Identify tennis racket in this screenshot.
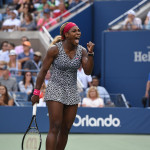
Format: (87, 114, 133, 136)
(22, 104, 42, 150)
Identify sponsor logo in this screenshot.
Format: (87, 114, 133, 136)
(73, 114, 120, 127)
(134, 51, 150, 62)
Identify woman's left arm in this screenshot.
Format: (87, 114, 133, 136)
(8, 99, 14, 106)
(82, 41, 95, 75)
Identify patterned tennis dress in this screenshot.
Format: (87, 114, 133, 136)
(44, 41, 82, 105)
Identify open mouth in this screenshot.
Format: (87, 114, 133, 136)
(75, 37, 80, 44)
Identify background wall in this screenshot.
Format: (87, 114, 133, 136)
(93, 0, 142, 77)
(101, 30, 150, 107)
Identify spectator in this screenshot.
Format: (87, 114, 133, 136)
(18, 71, 34, 97)
(0, 61, 7, 77)
(0, 65, 18, 92)
(37, 8, 57, 31)
(143, 73, 150, 107)
(44, 70, 51, 86)
(1, 10, 21, 32)
(122, 10, 142, 30)
(0, 41, 9, 63)
(0, 85, 14, 106)
(18, 0, 36, 14)
(144, 11, 150, 30)
(77, 65, 92, 89)
(8, 0, 20, 10)
(80, 86, 104, 107)
(2, 6, 12, 21)
(52, 0, 64, 18)
(23, 51, 42, 76)
(77, 65, 92, 99)
(8, 49, 22, 76)
(15, 36, 33, 55)
(36, 0, 58, 14)
(37, 82, 46, 107)
(18, 41, 34, 68)
(36, 0, 52, 12)
(19, 3, 35, 23)
(18, 13, 37, 31)
(36, 3, 52, 22)
(37, 88, 46, 107)
(50, 35, 62, 46)
(68, 0, 82, 12)
(86, 76, 111, 104)
(7, 42, 15, 52)
(53, 1, 70, 20)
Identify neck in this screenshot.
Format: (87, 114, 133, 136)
(11, 59, 16, 63)
(24, 51, 30, 55)
(2, 49, 7, 52)
(63, 40, 76, 51)
(26, 21, 30, 24)
(90, 97, 97, 100)
(26, 80, 30, 84)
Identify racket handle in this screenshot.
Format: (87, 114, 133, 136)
(33, 103, 37, 116)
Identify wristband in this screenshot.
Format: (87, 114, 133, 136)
(88, 52, 94, 56)
(33, 89, 40, 96)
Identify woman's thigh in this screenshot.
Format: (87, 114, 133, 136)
(46, 101, 64, 126)
(62, 104, 78, 129)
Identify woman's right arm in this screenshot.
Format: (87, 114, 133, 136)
(31, 46, 58, 104)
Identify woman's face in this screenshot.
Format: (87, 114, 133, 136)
(6, 7, 11, 15)
(25, 15, 30, 22)
(0, 86, 6, 95)
(25, 72, 32, 80)
(66, 26, 81, 46)
(2, 42, 8, 51)
(9, 55, 17, 61)
(89, 89, 97, 99)
(23, 5, 29, 13)
(7, 44, 14, 51)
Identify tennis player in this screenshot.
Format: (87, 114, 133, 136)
(31, 22, 95, 150)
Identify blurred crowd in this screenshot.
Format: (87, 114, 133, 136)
(108, 9, 150, 31)
(0, 0, 87, 32)
(0, 35, 113, 107)
(0, 36, 43, 106)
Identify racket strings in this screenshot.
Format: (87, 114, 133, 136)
(23, 129, 41, 150)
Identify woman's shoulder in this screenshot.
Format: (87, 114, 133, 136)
(96, 97, 104, 101)
(83, 97, 90, 101)
(78, 44, 85, 51)
(19, 80, 23, 85)
(48, 44, 59, 54)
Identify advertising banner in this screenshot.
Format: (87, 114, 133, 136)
(0, 107, 150, 134)
(102, 31, 150, 107)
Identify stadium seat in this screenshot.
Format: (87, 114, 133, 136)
(11, 92, 32, 106)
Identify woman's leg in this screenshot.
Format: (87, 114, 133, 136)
(46, 101, 64, 150)
(56, 104, 78, 150)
